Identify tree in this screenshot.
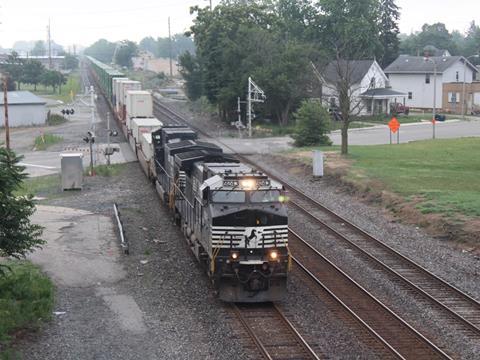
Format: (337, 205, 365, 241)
(178, 51, 203, 100)
(2, 51, 24, 90)
(0, 77, 16, 91)
(399, 23, 458, 56)
(31, 40, 46, 56)
(114, 40, 138, 68)
(64, 54, 79, 70)
(317, 0, 381, 155)
(40, 70, 65, 93)
(0, 148, 44, 274)
(292, 99, 331, 147)
(84, 39, 116, 63)
(21, 60, 45, 91)
(377, 0, 400, 67)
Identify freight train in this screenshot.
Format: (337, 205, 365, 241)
(85, 56, 290, 302)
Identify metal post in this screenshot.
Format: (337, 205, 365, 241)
(3, 75, 10, 150)
(462, 58, 467, 119)
(106, 112, 111, 166)
(397, 129, 400, 144)
(389, 130, 392, 145)
(248, 77, 252, 138)
(237, 97, 242, 126)
(90, 85, 95, 129)
(433, 62, 436, 139)
(89, 140, 94, 176)
(168, 17, 173, 78)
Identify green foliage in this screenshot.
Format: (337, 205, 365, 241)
(179, 51, 203, 100)
(30, 40, 46, 56)
(84, 39, 116, 64)
(39, 70, 66, 93)
(114, 41, 138, 68)
(89, 164, 126, 177)
(63, 54, 79, 70)
(46, 113, 68, 126)
(139, 34, 195, 58)
(0, 261, 54, 350)
(34, 134, 63, 150)
(293, 99, 332, 147)
(378, 0, 400, 67)
(399, 23, 459, 56)
(0, 149, 44, 267)
(21, 60, 45, 91)
(1, 52, 24, 89)
(15, 174, 61, 199)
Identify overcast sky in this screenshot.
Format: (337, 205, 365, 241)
(0, 0, 478, 49)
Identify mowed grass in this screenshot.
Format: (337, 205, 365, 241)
(345, 138, 480, 217)
(22, 72, 82, 104)
(34, 134, 63, 150)
(0, 261, 54, 354)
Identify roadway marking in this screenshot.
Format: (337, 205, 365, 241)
(19, 163, 58, 170)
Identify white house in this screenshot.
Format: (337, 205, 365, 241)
(321, 59, 406, 116)
(384, 55, 479, 113)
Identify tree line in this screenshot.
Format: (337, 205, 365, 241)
(0, 52, 77, 93)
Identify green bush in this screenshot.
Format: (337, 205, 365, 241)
(34, 134, 63, 150)
(46, 113, 68, 126)
(292, 99, 332, 147)
(0, 262, 54, 350)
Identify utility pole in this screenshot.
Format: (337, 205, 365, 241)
(47, 19, 52, 69)
(3, 75, 10, 150)
(168, 17, 173, 77)
(106, 112, 111, 165)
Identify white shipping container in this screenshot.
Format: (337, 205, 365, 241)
(119, 81, 141, 109)
(126, 90, 153, 119)
(140, 133, 153, 161)
(131, 118, 163, 142)
(112, 78, 128, 110)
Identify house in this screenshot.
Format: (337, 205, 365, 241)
(0, 91, 47, 127)
(384, 55, 480, 114)
(321, 59, 406, 116)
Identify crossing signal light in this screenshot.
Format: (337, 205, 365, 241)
(61, 108, 75, 115)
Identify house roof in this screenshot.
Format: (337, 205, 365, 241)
(0, 91, 46, 106)
(359, 88, 406, 98)
(323, 60, 375, 84)
(384, 55, 478, 74)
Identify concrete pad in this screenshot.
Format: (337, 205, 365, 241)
(30, 205, 126, 287)
(212, 136, 293, 154)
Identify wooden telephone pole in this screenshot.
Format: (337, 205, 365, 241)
(3, 75, 10, 150)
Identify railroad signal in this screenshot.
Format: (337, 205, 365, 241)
(61, 108, 75, 116)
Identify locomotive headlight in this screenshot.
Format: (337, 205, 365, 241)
(230, 251, 240, 261)
(268, 249, 279, 261)
(240, 179, 255, 190)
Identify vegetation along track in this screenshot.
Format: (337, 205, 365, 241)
(231, 302, 320, 360)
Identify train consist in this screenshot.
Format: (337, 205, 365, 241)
(85, 56, 290, 302)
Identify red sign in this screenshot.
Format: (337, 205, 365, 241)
(388, 117, 400, 133)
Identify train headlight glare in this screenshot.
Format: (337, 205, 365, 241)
(268, 249, 279, 261)
(240, 179, 255, 189)
(230, 251, 240, 261)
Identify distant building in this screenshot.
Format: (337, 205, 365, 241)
(0, 91, 47, 127)
(384, 55, 479, 114)
(321, 59, 406, 116)
(19, 55, 66, 71)
(132, 51, 178, 75)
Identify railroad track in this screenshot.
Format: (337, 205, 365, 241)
(231, 303, 320, 360)
(151, 100, 475, 357)
(290, 229, 450, 359)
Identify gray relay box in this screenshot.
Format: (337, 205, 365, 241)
(60, 153, 83, 190)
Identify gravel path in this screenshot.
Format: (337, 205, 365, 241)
(19, 162, 248, 360)
(249, 154, 480, 359)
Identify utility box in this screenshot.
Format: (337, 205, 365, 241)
(313, 150, 324, 177)
(61, 153, 83, 190)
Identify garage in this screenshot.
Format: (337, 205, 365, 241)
(0, 91, 47, 128)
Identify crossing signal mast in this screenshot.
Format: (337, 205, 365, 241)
(247, 77, 266, 137)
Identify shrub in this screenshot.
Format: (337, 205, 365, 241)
(292, 99, 332, 147)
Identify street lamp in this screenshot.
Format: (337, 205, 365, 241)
(461, 54, 479, 120)
(424, 57, 437, 139)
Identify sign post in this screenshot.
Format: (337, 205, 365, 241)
(388, 117, 400, 144)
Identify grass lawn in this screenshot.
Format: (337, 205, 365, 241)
(15, 174, 61, 198)
(21, 71, 82, 104)
(333, 138, 480, 217)
(0, 261, 54, 355)
(356, 113, 450, 125)
(34, 134, 63, 150)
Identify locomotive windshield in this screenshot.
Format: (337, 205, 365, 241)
(211, 191, 246, 203)
(250, 190, 281, 203)
(212, 209, 287, 227)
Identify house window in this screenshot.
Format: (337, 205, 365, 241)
(474, 72, 477, 81)
(370, 77, 376, 88)
(448, 92, 460, 103)
(456, 71, 459, 82)
(425, 74, 430, 84)
(408, 92, 413, 99)
(329, 97, 336, 108)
